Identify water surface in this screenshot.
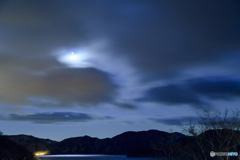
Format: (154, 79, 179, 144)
(39, 155, 159, 160)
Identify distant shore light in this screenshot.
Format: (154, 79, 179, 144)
(35, 150, 50, 156)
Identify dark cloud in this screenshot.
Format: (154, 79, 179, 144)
(187, 77, 240, 100)
(114, 103, 136, 110)
(90, 0, 240, 80)
(139, 76, 240, 107)
(149, 116, 200, 125)
(0, 67, 117, 106)
(0, 0, 90, 56)
(138, 84, 207, 107)
(0, 112, 113, 124)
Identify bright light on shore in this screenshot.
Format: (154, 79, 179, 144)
(35, 150, 49, 156)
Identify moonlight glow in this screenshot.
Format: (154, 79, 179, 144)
(58, 51, 92, 68)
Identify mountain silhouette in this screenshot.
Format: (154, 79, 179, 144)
(6, 130, 186, 158)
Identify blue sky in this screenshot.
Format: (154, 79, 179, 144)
(0, 0, 240, 141)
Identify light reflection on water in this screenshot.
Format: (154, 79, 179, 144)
(38, 155, 158, 160)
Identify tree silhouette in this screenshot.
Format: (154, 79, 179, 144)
(179, 108, 240, 160)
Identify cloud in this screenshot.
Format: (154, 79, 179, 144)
(114, 103, 136, 110)
(88, 0, 240, 80)
(1, 0, 239, 83)
(0, 0, 90, 56)
(139, 76, 240, 107)
(149, 116, 200, 125)
(124, 121, 134, 125)
(0, 112, 113, 124)
(187, 77, 240, 100)
(138, 84, 205, 106)
(0, 0, 239, 110)
(150, 109, 240, 126)
(0, 1, 124, 108)
(0, 67, 118, 106)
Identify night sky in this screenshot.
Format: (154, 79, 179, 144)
(0, 0, 240, 141)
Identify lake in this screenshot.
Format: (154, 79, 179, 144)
(38, 155, 160, 160)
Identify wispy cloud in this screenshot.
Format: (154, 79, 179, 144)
(0, 112, 114, 124)
(139, 76, 240, 107)
(149, 116, 200, 125)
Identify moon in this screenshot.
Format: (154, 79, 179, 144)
(57, 51, 92, 68)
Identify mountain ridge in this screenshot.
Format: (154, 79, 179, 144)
(6, 129, 187, 157)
